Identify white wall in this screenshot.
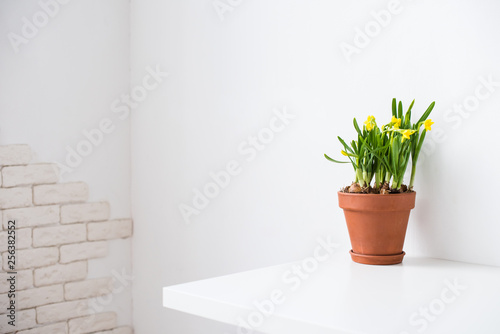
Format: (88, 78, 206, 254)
(131, 0, 500, 333)
(0, 0, 132, 327)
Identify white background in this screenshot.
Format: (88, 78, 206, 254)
(2, 0, 500, 333)
(0, 0, 132, 327)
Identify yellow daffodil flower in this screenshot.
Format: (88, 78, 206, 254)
(341, 150, 348, 156)
(391, 116, 401, 129)
(424, 119, 434, 131)
(401, 129, 416, 142)
(364, 115, 376, 131)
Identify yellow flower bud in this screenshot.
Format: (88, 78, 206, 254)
(401, 129, 416, 142)
(391, 116, 401, 129)
(364, 115, 376, 131)
(424, 119, 434, 131)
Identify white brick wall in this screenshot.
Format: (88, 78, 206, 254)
(94, 326, 134, 334)
(0, 144, 33, 166)
(2, 205, 60, 228)
(17, 284, 64, 309)
(88, 219, 133, 241)
(65, 277, 114, 300)
(0, 227, 32, 251)
(68, 312, 117, 334)
(2, 247, 59, 270)
(34, 261, 87, 286)
(33, 224, 86, 247)
(0, 269, 33, 293)
(0, 187, 32, 209)
(61, 202, 110, 224)
(60, 241, 108, 264)
(16, 322, 67, 334)
(1, 164, 59, 187)
(0, 291, 11, 313)
(33, 182, 89, 205)
(0, 309, 37, 332)
(0, 145, 133, 333)
(37, 300, 90, 324)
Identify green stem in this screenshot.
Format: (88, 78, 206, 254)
(409, 163, 416, 189)
(393, 174, 404, 190)
(367, 171, 373, 186)
(374, 170, 383, 188)
(356, 168, 364, 187)
(391, 173, 400, 190)
(385, 171, 391, 185)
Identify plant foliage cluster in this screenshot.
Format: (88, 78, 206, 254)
(325, 98, 435, 192)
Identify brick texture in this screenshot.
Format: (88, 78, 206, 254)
(2, 205, 60, 229)
(0, 145, 133, 333)
(0, 144, 33, 166)
(16, 322, 68, 334)
(0, 227, 32, 251)
(2, 247, 58, 270)
(61, 202, 110, 224)
(88, 219, 133, 241)
(1, 163, 59, 187)
(60, 241, 108, 263)
(17, 284, 64, 309)
(33, 182, 89, 205)
(65, 277, 114, 300)
(0, 187, 32, 209)
(94, 326, 134, 334)
(34, 261, 87, 286)
(33, 224, 86, 247)
(0, 269, 33, 293)
(37, 300, 90, 324)
(68, 312, 117, 334)
(0, 309, 36, 332)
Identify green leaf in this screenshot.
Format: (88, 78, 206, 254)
(391, 139, 400, 176)
(410, 131, 419, 156)
(398, 101, 403, 119)
(417, 101, 435, 124)
(351, 140, 357, 153)
(358, 136, 391, 172)
(358, 136, 366, 155)
(404, 99, 415, 128)
(338, 136, 354, 154)
(324, 154, 350, 164)
(413, 129, 427, 163)
(392, 98, 397, 117)
(353, 118, 362, 136)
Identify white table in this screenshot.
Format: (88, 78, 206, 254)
(163, 248, 500, 334)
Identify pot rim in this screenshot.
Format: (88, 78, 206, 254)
(337, 191, 416, 196)
(338, 190, 416, 211)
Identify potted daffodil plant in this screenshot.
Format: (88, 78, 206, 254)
(325, 98, 435, 265)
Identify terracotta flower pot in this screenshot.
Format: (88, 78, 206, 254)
(338, 191, 416, 265)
